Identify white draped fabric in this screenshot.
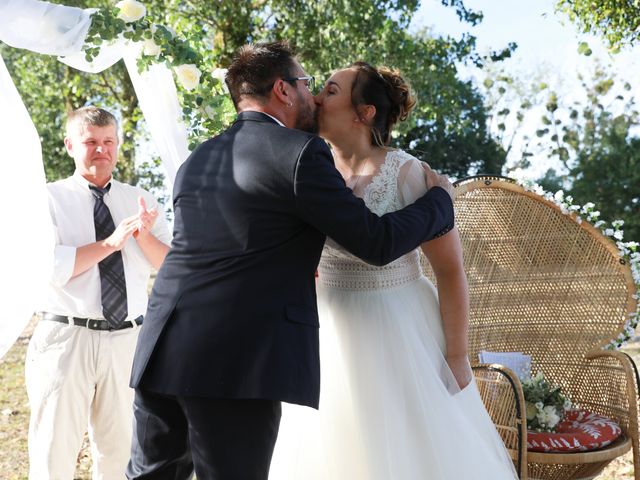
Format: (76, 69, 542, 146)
(60, 37, 126, 74)
(122, 49, 190, 183)
(0, 53, 54, 359)
(0, 0, 191, 358)
(0, 0, 93, 57)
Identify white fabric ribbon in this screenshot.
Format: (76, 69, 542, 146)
(59, 37, 125, 74)
(0, 53, 54, 359)
(0, 0, 190, 184)
(122, 46, 190, 183)
(0, 0, 93, 57)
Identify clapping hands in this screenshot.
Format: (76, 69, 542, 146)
(104, 196, 158, 250)
(132, 196, 159, 239)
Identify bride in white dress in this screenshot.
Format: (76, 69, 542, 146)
(270, 62, 517, 479)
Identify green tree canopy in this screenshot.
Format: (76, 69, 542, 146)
(484, 65, 640, 241)
(555, 0, 640, 50)
(2, 0, 509, 188)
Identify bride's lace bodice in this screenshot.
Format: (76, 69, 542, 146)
(318, 150, 429, 291)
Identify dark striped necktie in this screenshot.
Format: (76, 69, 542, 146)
(90, 184, 128, 328)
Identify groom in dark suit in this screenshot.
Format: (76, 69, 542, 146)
(127, 41, 454, 480)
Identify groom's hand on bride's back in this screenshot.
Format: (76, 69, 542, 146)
(422, 163, 454, 200)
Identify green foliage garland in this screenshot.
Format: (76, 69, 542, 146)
(83, 1, 234, 149)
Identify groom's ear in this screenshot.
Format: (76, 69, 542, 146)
(271, 79, 292, 106)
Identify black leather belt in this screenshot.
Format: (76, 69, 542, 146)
(41, 313, 143, 331)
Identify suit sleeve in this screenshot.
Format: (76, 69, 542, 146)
(293, 137, 454, 266)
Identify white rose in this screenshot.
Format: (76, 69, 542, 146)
(143, 38, 161, 56)
(541, 405, 560, 429)
(211, 67, 227, 82)
(115, 0, 146, 23)
(174, 64, 202, 91)
(211, 67, 229, 93)
(535, 410, 548, 426)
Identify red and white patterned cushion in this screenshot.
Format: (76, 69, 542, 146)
(527, 409, 622, 453)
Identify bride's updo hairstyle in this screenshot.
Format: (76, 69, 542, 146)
(349, 61, 416, 147)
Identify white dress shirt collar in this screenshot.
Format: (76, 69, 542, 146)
(72, 171, 113, 191)
(256, 111, 285, 127)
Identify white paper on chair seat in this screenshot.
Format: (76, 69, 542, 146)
(478, 351, 532, 379)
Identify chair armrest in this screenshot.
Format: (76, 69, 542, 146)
(584, 348, 640, 480)
(583, 349, 639, 431)
(473, 363, 528, 479)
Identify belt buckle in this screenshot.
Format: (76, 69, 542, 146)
(88, 319, 104, 331)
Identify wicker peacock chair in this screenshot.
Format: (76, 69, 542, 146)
(422, 176, 639, 480)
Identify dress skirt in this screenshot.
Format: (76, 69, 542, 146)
(270, 272, 517, 479)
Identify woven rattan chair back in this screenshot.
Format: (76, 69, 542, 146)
(423, 177, 640, 480)
(423, 177, 636, 389)
(423, 176, 639, 479)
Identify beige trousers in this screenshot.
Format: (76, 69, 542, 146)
(25, 320, 140, 480)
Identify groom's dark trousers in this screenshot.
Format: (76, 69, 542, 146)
(126, 111, 454, 479)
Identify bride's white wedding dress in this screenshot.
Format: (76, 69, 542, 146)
(270, 150, 517, 479)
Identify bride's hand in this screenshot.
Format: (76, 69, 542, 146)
(446, 354, 473, 390)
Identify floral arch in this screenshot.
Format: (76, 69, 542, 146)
(0, 0, 231, 358)
(0, 0, 638, 360)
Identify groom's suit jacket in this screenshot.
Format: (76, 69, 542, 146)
(131, 111, 454, 408)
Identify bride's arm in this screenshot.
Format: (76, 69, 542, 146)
(421, 230, 472, 389)
(397, 158, 471, 389)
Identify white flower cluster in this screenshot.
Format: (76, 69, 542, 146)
(536, 404, 561, 430)
(523, 371, 571, 432)
(512, 175, 640, 349)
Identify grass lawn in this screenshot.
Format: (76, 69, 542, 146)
(0, 319, 92, 479)
(1, 319, 637, 479)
